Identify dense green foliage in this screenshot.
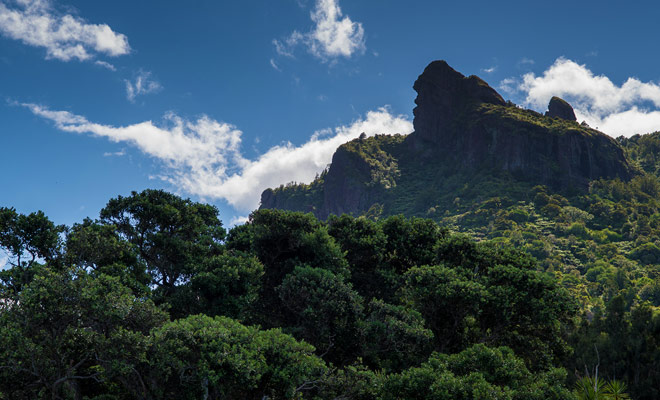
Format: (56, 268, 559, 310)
(0, 190, 601, 399)
(255, 128, 660, 398)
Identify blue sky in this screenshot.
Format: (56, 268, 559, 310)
(2, 0, 660, 230)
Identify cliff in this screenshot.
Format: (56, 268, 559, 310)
(260, 60, 637, 219)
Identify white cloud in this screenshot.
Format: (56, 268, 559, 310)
(482, 66, 496, 74)
(229, 215, 249, 226)
(269, 58, 281, 71)
(273, 33, 301, 58)
(125, 70, 162, 103)
(23, 104, 412, 212)
(103, 149, 125, 157)
(505, 57, 660, 136)
(273, 0, 365, 61)
(94, 60, 116, 71)
(0, 0, 130, 62)
(498, 78, 517, 94)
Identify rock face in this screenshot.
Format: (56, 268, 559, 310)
(406, 61, 633, 189)
(259, 60, 637, 218)
(546, 96, 577, 121)
(320, 145, 378, 217)
(412, 60, 506, 145)
(260, 146, 379, 216)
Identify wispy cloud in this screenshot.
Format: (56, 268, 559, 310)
(503, 57, 660, 136)
(269, 58, 281, 71)
(94, 60, 116, 71)
(0, 0, 130, 62)
(273, 0, 365, 62)
(125, 70, 162, 103)
(103, 149, 125, 157)
(498, 78, 517, 94)
(23, 104, 412, 212)
(481, 66, 496, 74)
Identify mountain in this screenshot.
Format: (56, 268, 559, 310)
(260, 60, 637, 219)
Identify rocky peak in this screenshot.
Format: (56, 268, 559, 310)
(546, 96, 577, 121)
(412, 60, 505, 143)
(260, 60, 637, 218)
(408, 60, 634, 189)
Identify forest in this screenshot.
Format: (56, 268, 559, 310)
(1, 188, 658, 399)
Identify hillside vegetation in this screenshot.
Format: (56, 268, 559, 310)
(1, 191, 658, 399)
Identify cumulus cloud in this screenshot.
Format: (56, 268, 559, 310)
(0, 0, 130, 62)
(505, 57, 660, 136)
(274, 0, 365, 61)
(125, 70, 162, 103)
(23, 104, 412, 212)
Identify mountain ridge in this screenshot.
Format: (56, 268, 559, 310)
(260, 60, 637, 219)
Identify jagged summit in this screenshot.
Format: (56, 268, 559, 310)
(546, 96, 577, 121)
(405, 60, 633, 187)
(412, 60, 505, 144)
(260, 60, 636, 219)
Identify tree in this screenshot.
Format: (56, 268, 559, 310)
(65, 218, 150, 295)
(0, 207, 63, 266)
(147, 314, 327, 400)
(402, 235, 576, 368)
(400, 264, 485, 353)
(382, 344, 575, 400)
(244, 209, 349, 327)
(358, 299, 434, 371)
(277, 266, 363, 365)
(479, 263, 576, 368)
(0, 267, 167, 399)
(570, 300, 660, 400)
(381, 215, 445, 274)
(189, 253, 264, 321)
(99, 190, 225, 310)
(574, 377, 607, 400)
(574, 377, 630, 400)
(248, 209, 349, 279)
(0, 207, 64, 294)
(327, 214, 388, 299)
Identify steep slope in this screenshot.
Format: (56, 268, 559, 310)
(260, 60, 636, 219)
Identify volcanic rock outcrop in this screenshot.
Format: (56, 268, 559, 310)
(406, 61, 633, 188)
(260, 60, 636, 218)
(411, 60, 506, 145)
(546, 96, 577, 121)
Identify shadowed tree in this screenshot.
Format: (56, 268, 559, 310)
(0, 207, 65, 295)
(146, 314, 327, 400)
(0, 266, 168, 400)
(99, 190, 225, 313)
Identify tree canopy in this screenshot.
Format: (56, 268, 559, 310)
(0, 190, 653, 399)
